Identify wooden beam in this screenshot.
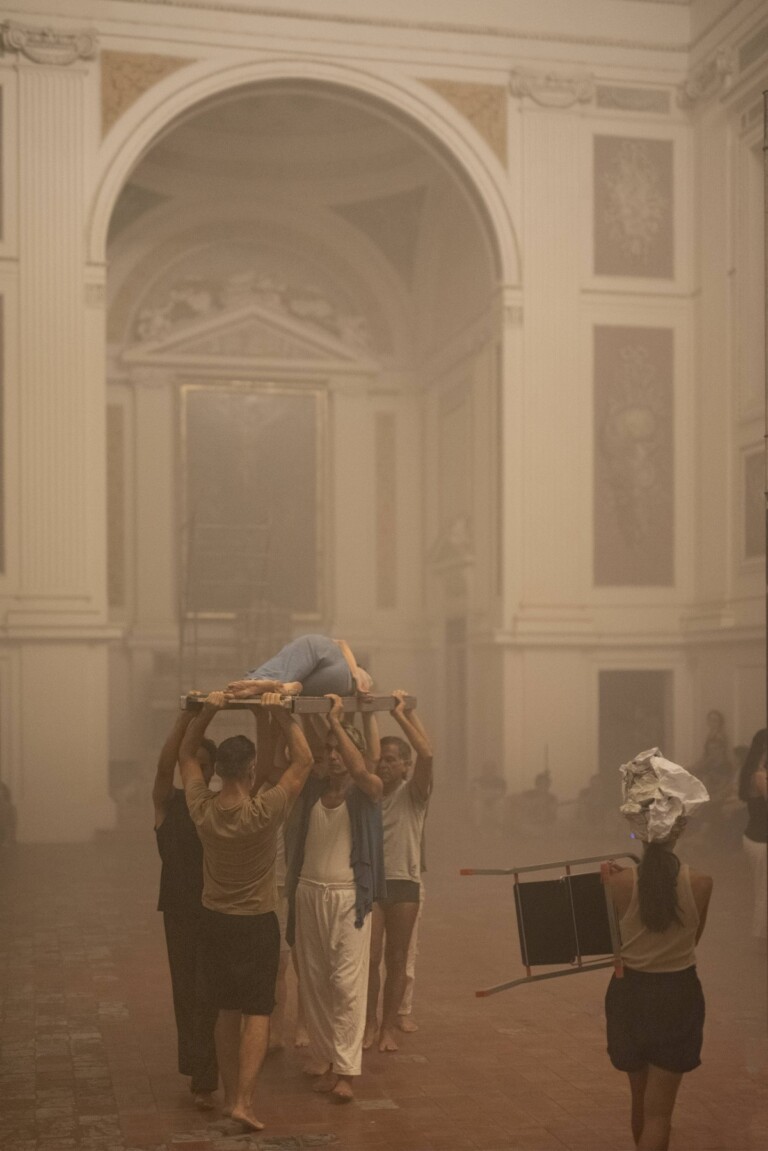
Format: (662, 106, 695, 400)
(180, 693, 416, 714)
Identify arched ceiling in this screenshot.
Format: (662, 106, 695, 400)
(108, 83, 498, 360)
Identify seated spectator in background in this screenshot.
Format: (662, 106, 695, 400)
(471, 761, 507, 830)
(0, 780, 17, 846)
(690, 710, 734, 831)
(153, 711, 219, 1109)
(227, 635, 372, 699)
(506, 770, 558, 832)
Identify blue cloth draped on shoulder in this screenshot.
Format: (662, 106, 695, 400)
(284, 776, 386, 947)
(245, 634, 354, 696)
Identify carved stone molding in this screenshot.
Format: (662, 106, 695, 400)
(1, 21, 97, 66)
(509, 68, 595, 109)
(422, 79, 507, 166)
(101, 49, 191, 136)
(127, 366, 170, 390)
(677, 50, 735, 110)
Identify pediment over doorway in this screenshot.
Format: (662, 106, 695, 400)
(121, 299, 379, 372)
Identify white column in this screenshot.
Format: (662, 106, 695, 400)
(3, 44, 115, 841)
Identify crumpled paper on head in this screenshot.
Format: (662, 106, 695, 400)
(619, 748, 709, 842)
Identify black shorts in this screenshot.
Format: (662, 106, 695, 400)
(381, 879, 421, 905)
(605, 966, 705, 1074)
(200, 907, 280, 1016)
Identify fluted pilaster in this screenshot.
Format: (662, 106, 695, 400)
(17, 63, 89, 602)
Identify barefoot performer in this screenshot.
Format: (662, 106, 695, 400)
(179, 691, 313, 1131)
(152, 711, 219, 1109)
(285, 694, 385, 1102)
(365, 690, 433, 1053)
(605, 750, 712, 1151)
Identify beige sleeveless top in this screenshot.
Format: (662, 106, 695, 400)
(619, 863, 699, 973)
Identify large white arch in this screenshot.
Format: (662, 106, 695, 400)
(88, 56, 521, 285)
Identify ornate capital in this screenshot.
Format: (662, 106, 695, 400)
(677, 50, 735, 110)
(510, 68, 594, 109)
(1, 21, 97, 66)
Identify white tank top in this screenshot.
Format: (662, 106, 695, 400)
(300, 799, 355, 885)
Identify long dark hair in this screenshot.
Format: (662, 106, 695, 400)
(637, 842, 682, 932)
(738, 728, 767, 802)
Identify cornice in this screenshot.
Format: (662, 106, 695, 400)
(124, 0, 688, 54)
(1, 20, 97, 66)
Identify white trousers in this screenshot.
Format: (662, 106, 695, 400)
(295, 879, 371, 1076)
(743, 835, 767, 939)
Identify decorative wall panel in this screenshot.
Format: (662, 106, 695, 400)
(101, 50, 190, 136)
(594, 136, 674, 278)
(594, 326, 674, 586)
(375, 412, 397, 609)
(743, 448, 764, 561)
(106, 403, 125, 608)
(422, 80, 507, 166)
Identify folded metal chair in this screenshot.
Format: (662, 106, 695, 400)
(461, 853, 639, 997)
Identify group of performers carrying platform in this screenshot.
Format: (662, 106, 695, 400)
(153, 634, 432, 1129)
(153, 633, 716, 1151)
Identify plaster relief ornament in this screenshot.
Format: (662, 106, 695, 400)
(600, 140, 669, 264)
(132, 271, 374, 352)
(620, 749, 709, 843)
(509, 68, 594, 109)
(1, 21, 96, 65)
(600, 344, 663, 549)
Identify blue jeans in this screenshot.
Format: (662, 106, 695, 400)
(245, 634, 353, 696)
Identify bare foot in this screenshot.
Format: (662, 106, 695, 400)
(313, 1069, 338, 1093)
(294, 1026, 310, 1048)
(378, 1027, 399, 1052)
(222, 1102, 234, 1117)
(193, 1091, 216, 1110)
(304, 1059, 331, 1077)
(280, 681, 303, 696)
(331, 1076, 354, 1103)
(231, 1105, 265, 1132)
(362, 1020, 377, 1050)
(398, 1016, 419, 1033)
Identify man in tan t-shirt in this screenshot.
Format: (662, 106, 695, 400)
(179, 691, 312, 1133)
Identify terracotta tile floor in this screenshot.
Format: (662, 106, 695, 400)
(1, 803, 765, 1151)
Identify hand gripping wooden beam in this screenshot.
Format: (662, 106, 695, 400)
(180, 693, 417, 714)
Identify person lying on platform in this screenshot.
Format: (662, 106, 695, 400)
(226, 634, 372, 700)
(178, 691, 313, 1132)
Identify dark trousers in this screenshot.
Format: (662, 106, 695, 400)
(163, 911, 219, 1092)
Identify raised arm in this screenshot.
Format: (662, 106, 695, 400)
(326, 694, 382, 801)
(251, 703, 278, 794)
(178, 691, 226, 791)
(263, 693, 314, 801)
(392, 689, 433, 803)
(362, 707, 381, 766)
(152, 710, 193, 827)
